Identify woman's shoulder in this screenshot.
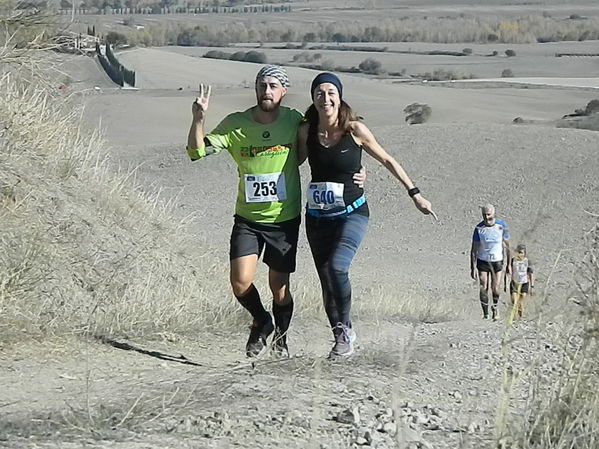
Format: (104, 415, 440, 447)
(349, 120, 369, 134)
(348, 120, 372, 142)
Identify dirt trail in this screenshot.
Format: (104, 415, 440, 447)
(1, 316, 569, 449)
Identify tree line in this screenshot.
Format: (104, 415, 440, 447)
(115, 15, 599, 47)
(96, 42, 136, 87)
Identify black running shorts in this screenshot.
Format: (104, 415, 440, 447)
(229, 215, 300, 273)
(510, 281, 529, 294)
(476, 259, 504, 274)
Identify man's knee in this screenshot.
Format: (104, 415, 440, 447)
(480, 291, 489, 303)
(230, 271, 253, 297)
(491, 282, 501, 294)
(269, 271, 291, 303)
(230, 255, 258, 297)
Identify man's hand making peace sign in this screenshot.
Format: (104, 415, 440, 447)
(187, 83, 211, 150)
(192, 83, 211, 123)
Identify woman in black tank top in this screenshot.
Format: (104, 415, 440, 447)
(298, 72, 437, 358)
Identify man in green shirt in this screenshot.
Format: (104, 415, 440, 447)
(187, 66, 303, 358)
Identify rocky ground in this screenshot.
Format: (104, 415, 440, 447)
(0, 315, 574, 449)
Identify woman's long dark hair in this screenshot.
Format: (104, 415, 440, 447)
(304, 100, 358, 132)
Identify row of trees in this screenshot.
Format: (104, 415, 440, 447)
(121, 15, 599, 48)
(56, 1, 291, 14)
(96, 42, 136, 86)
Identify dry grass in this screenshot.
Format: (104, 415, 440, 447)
(0, 73, 243, 342)
(497, 221, 599, 448)
(0, 3, 242, 343)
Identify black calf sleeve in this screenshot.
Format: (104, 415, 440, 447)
(492, 293, 500, 306)
(273, 299, 293, 333)
(480, 292, 489, 316)
(235, 284, 269, 323)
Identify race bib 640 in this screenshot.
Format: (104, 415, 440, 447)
(307, 182, 345, 210)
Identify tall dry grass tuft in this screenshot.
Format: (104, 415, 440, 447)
(499, 219, 599, 449)
(0, 1, 61, 73)
(0, 7, 240, 344)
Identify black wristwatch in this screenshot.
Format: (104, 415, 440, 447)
(408, 187, 420, 197)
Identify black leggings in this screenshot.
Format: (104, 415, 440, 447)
(306, 212, 369, 328)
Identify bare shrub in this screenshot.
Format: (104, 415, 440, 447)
(505, 49, 517, 57)
(404, 103, 432, 125)
(420, 68, 476, 81)
(106, 31, 128, 46)
(123, 16, 135, 27)
(584, 99, 599, 115)
(242, 50, 267, 63)
(0, 4, 59, 77)
(320, 58, 336, 71)
(204, 49, 230, 60)
(501, 68, 514, 78)
(566, 99, 599, 117)
(358, 57, 383, 75)
(292, 51, 315, 63)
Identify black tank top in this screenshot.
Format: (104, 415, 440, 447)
(307, 121, 369, 217)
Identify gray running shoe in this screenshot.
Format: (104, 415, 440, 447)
(272, 330, 289, 359)
(329, 324, 356, 358)
(246, 318, 274, 358)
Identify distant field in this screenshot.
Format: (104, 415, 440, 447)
(67, 0, 599, 41)
(162, 40, 599, 79)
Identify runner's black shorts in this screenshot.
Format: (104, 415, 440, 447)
(510, 281, 529, 294)
(229, 214, 300, 273)
(476, 259, 504, 273)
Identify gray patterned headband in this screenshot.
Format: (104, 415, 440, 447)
(255, 65, 290, 88)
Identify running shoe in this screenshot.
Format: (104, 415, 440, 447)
(329, 324, 356, 358)
(272, 330, 289, 359)
(246, 317, 274, 358)
(491, 307, 498, 322)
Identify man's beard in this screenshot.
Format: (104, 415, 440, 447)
(258, 98, 280, 112)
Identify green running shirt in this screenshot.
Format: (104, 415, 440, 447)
(204, 106, 303, 223)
